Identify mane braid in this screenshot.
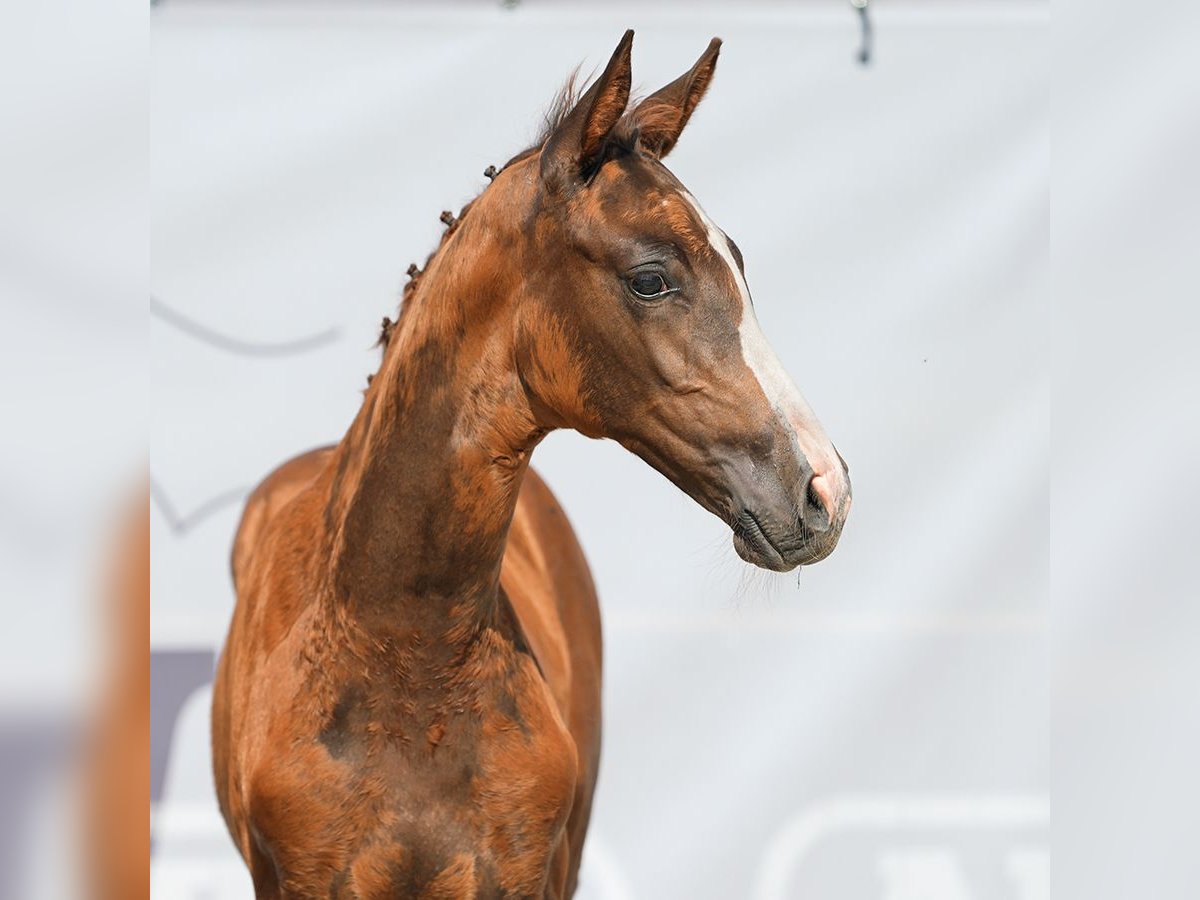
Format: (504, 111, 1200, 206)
(373, 195, 478, 354)
(369, 71, 647, 381)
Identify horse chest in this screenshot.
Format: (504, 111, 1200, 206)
(251, 645, 579, 898)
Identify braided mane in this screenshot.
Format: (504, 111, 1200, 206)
(371, 71, 649, 369)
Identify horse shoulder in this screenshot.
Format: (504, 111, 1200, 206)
(502, 468, 600, 717)
(216, 447, 336, 847)
(231, 446, 335, 581)
(501, 467, 602, 896)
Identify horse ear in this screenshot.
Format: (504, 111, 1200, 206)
(540, 30, 634, 189)
(632, 37, 721, 159)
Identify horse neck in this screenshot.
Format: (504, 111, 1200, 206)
(323, 215, 542, 645)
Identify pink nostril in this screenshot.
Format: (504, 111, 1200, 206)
(807, 474, 836, 520)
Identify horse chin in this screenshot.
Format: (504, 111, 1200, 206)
(731, 522, 843, 572)
(732, 531, 796, 573)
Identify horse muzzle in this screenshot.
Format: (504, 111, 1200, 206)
(729, 460, 851, 572)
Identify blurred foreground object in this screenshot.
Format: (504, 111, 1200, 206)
(0, 0, 144, 893)
(84, 489, 149, 900)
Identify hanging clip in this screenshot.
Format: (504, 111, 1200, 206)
(851, 0, 873, 67)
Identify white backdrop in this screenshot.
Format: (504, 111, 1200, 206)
(150, 3, 1048, 897)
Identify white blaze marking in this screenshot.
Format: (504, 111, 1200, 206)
(680, 191, 845, 500)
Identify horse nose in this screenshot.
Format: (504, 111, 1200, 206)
(801, 472, 836, 533)
(835, 448, 850, 476)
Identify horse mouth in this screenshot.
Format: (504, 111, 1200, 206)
(731, 509, 837, 572)
(732, 509, 793, 572)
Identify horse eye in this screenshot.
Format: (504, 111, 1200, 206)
(629, 272, 669, 299)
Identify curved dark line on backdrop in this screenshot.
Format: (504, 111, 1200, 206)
(151, 296, 341, 357)
(151, 478, 248, 535)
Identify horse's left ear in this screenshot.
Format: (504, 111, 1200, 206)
(541, 30, 635, 190)
(631, 37, 721, 159)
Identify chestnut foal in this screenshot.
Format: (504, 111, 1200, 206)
(213, 32, 851, 899)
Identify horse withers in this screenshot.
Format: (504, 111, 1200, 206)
(212, 31, 850, 899)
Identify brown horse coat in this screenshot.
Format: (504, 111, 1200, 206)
(212, 31, 850, 899)
(215, 451, 598, 897)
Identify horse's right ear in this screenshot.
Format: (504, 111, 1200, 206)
(630, 37, 721, 159)
(540, 30, 634, 190)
